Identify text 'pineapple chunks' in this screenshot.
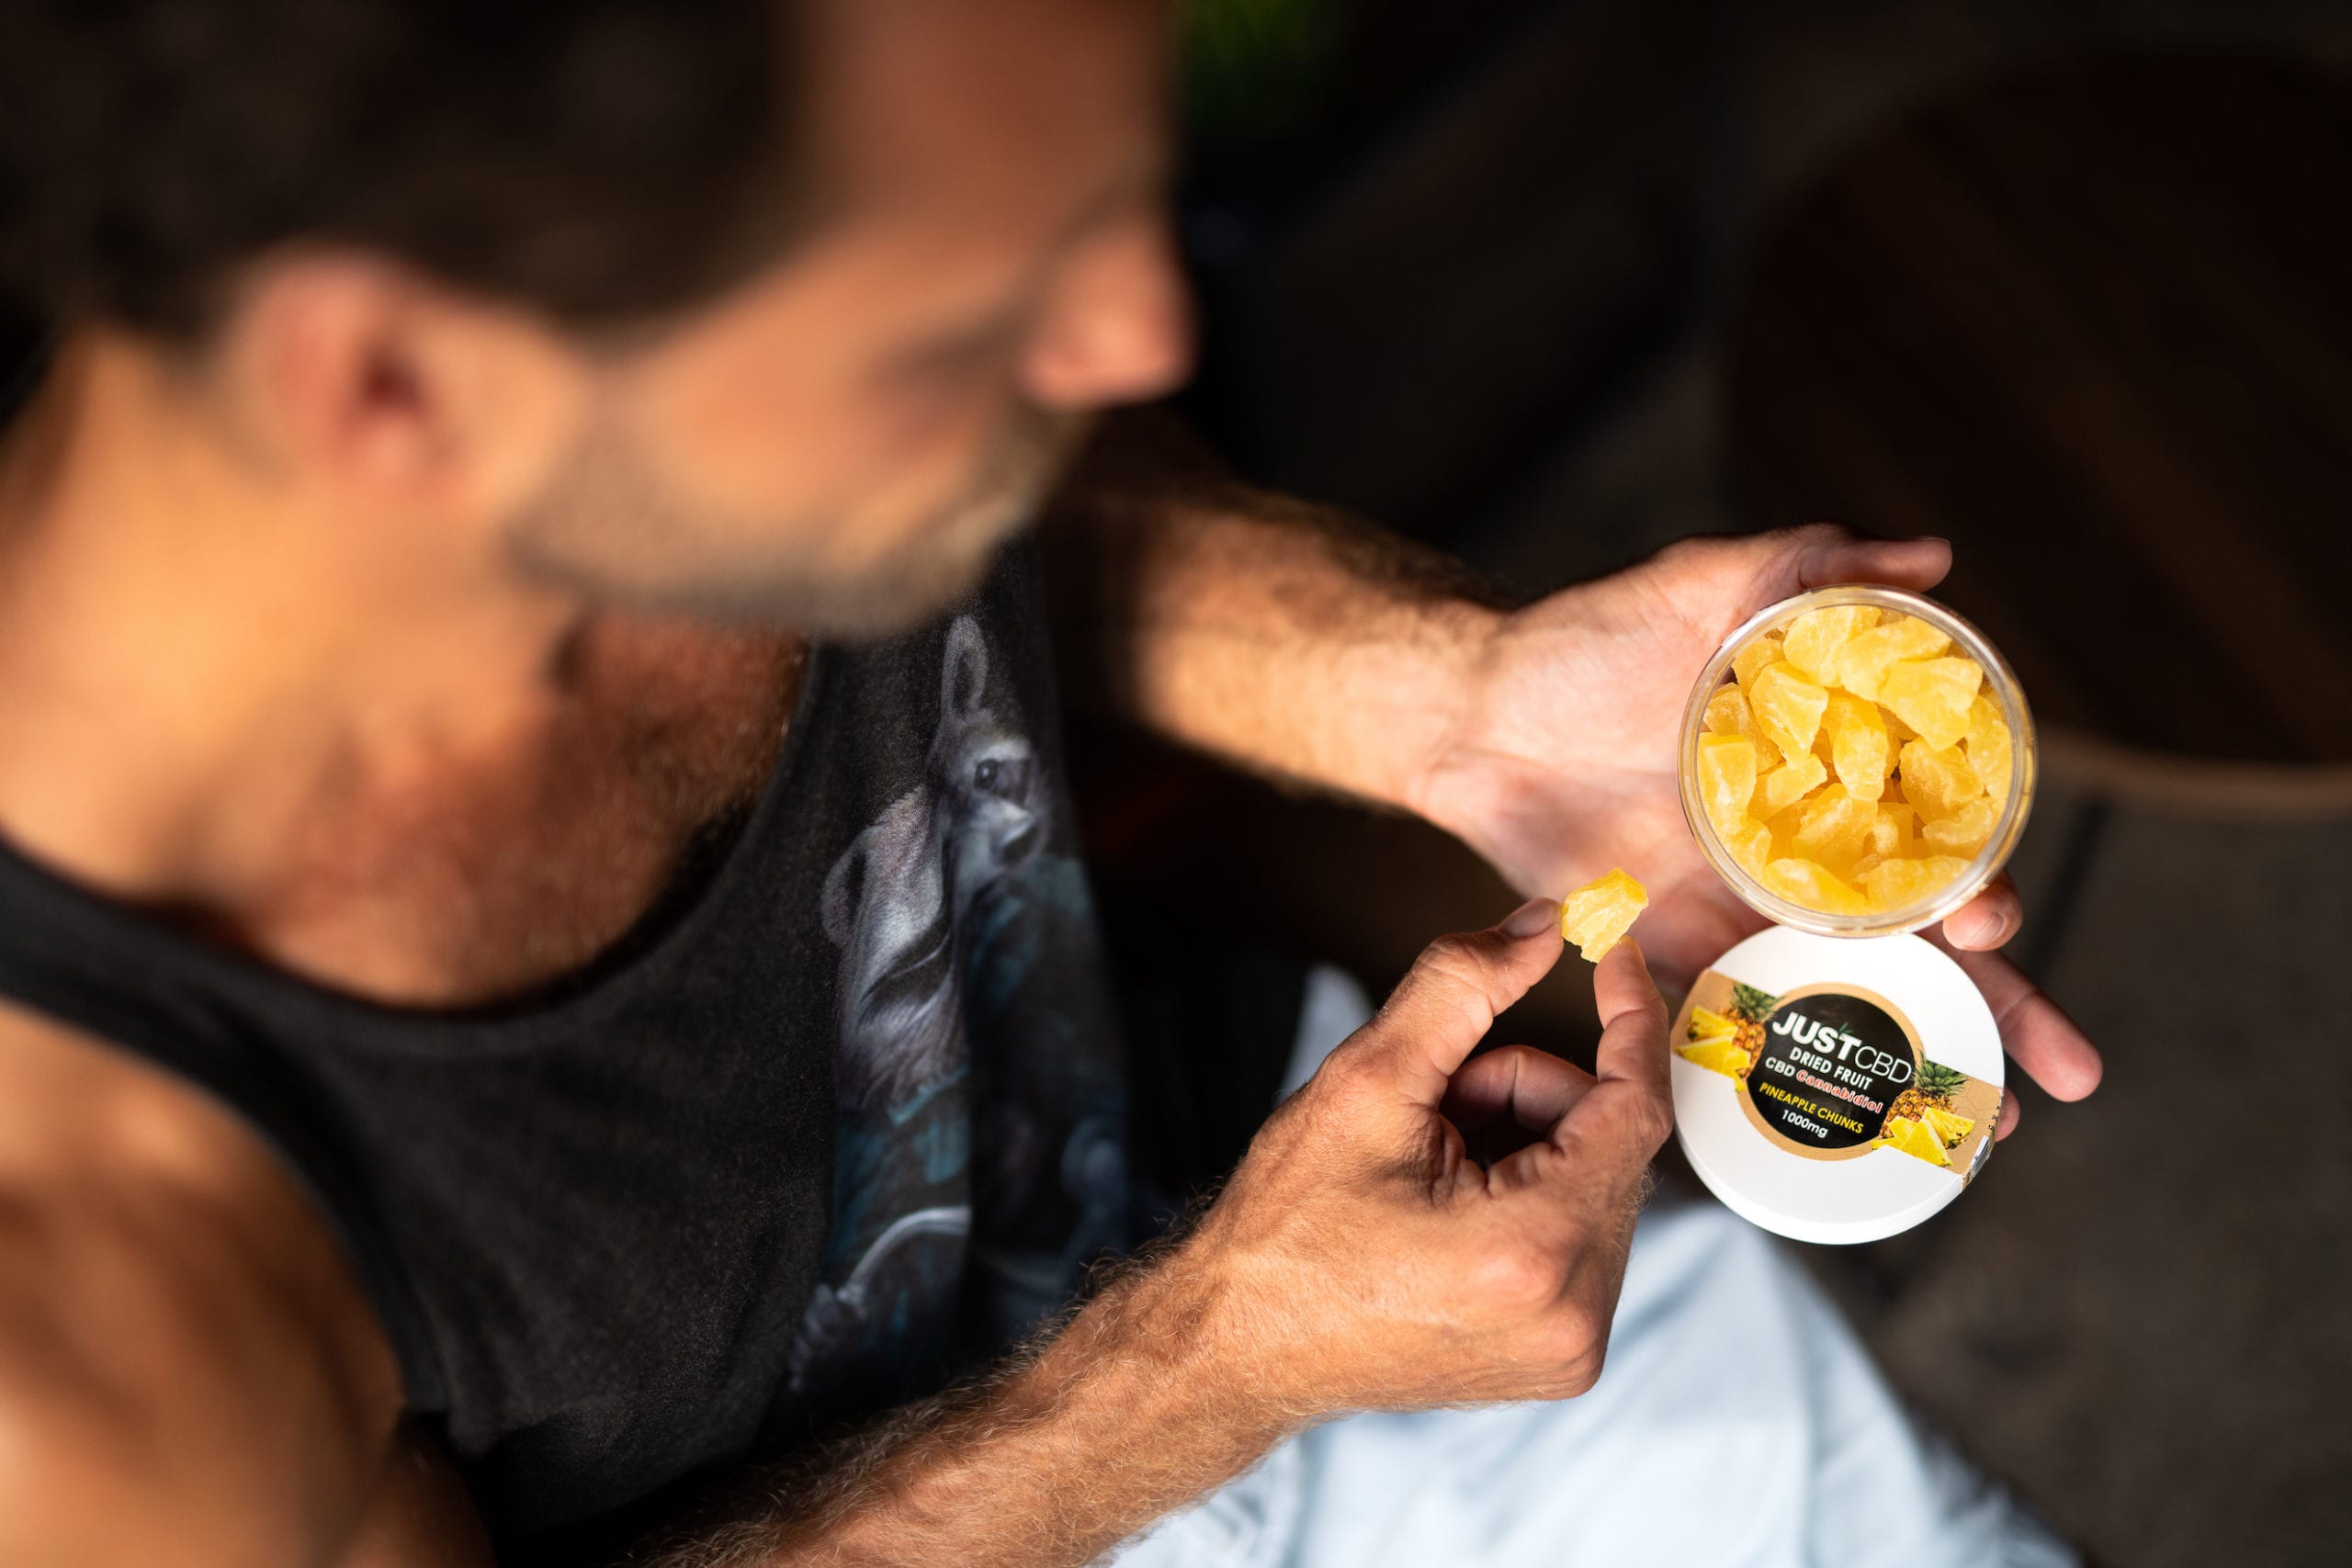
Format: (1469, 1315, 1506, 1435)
(1705, 604, 2012, 919)
(1748, 662, 1829, 761)
(1558, 869, 1648, 962)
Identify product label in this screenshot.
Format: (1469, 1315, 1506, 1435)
(1672, 968, 2001, 1179)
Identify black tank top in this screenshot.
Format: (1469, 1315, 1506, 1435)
(0, 329, 1147, 1548)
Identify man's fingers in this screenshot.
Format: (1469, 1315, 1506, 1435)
(1791, 527, 1951, 595)
(1442, 1043, 1597, 1137)
(1355, 898, 1566, 1107)
(1687, 525, 1952, 613)
(1589, 940, 1670, 1096)
(1942, 874, 2022, 951)
(1934, 940, 2105, 1102)
(1995, 1092, 2021, 1141)
(1550, 940, 1673, 1169)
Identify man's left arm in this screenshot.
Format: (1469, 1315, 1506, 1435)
(1040, 411, 1499, 814)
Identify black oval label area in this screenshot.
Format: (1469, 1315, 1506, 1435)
(1742, 990, 1917, 1152)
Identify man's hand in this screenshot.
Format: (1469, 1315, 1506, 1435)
(1410, 525, 2103, 1133)
(637, 903, 1666, 1568)
(1194, 899, 1670, 1414)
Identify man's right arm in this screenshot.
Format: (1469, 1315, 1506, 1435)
(1, 897, 1669, 1568)
(624, 900, 1672, 1568)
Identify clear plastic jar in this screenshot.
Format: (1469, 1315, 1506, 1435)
(1678, 585, 2037, 938)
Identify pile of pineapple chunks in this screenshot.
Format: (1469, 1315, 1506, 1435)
(1697, 605, 2013, 918)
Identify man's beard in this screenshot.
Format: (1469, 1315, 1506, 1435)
(507, 402, 1091, 637)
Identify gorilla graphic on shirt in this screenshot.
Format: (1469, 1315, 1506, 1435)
(819, 616, 1042, 1111)
(788, 614, 1128, 1416)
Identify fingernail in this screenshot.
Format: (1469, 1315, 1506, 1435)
(1503, 897, 1559, 938)
(1960, 907, 2007, 947)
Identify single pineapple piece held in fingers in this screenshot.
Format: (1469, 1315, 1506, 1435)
(1558, 868, 1649, 962)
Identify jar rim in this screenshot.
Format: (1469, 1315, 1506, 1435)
(1679, 584, 2037, 937)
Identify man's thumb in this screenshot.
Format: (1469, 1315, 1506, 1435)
(1345, 898, 1565, 1109)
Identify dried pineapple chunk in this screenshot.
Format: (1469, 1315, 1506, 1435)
(1878, 656, 1984, 750)
(1833, 614, 1952, 701)
(1720, 817, 1773, 878)
(1558, 868, 1648, 961)
(1920, 795, 2000, 857)
(1696, 734, 1759, 835)
(1966, 694, 2013, 802)
(1730, 630, 1786, 691)
(1792, 784, 1877, 875)
(1755, 753, 1827, 818)
(1781, 604, 1882, 685)
(1764, 799, 1810, 861)
(1870, 802, 1916, 859)
(1704, 685, 1781, 768)
(1859, 854, 1971, 911)
(1761, 857, 1871, 917)
(1823, 690, 1892, 801)
(1897, 739, 1984, 821)
(1748, 662, 1830, 761)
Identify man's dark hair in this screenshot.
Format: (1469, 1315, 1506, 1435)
(0, 1, 797, 340)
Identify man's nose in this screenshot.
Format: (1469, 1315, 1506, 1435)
(1020, 216, 1195, 412)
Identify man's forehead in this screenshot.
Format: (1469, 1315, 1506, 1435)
(803, 0, 1173, 227)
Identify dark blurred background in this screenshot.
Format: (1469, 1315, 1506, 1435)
(1082, 2, 2352, 1562)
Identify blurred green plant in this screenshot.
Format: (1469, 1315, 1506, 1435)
(1182, 0, 1346, 142)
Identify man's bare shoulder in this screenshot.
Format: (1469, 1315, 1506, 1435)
(0, 1000, 474, 1565)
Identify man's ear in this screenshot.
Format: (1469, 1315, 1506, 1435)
(223, 254, 582, 520)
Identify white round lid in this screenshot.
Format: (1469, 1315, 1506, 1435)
(1668, 927, 2005, 1246)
